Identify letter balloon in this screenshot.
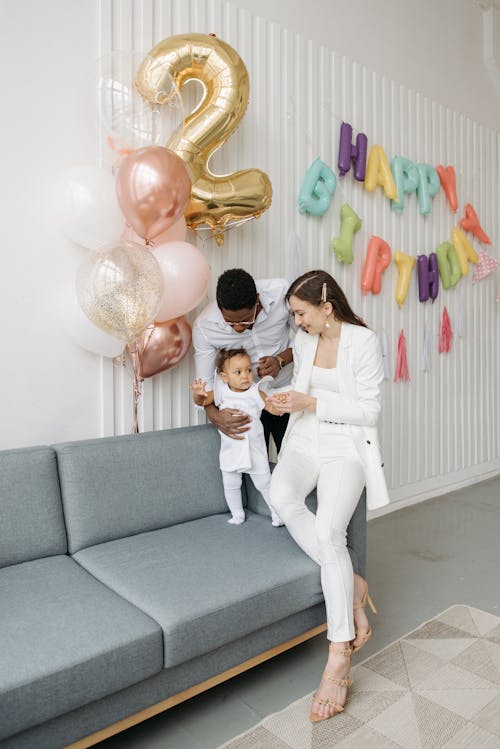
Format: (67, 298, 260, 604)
(394, 251, 416, 307)
(331, 203, 361, 263)
(436, 165, 458, 212)
(364, 145, 398, 200)
(390, 156, 419, 213)
(135, 33, 272, 245)
(337, 122, 367, 181)
(459, 204, 491, 244)
(417, 253, 439, 302)
(298, 158, 336, 216)
(416, 163, 440, 216)
(361, 236, 392, 295)
(451, 226, 480, 276)
(436, 241, 461, 289)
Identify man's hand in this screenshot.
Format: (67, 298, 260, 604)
(205, 403, 251, 440)
(257, 355, 280, 378)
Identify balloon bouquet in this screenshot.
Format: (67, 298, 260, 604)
(61, 54, 210, 432)
(61, 34, 272, 431)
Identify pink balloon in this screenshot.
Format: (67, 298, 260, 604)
(152, 241, 211, 321)
(116, 146, 191, 241)
(121, 215, 187, 245)
(128, 317, 192, 378)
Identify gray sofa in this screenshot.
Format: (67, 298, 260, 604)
(0, 424, 366, 749)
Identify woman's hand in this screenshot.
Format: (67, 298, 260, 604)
(266, 390, 316, 414)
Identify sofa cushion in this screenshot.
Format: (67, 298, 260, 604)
(73, 512, 323, 670)
(0, 446, 67, 568)
(0, 555, 163, 740)
(244, 472, 367, 577)
(55, 425, 231, 553)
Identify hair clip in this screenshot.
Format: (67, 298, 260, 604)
(321, 282, 327, 303)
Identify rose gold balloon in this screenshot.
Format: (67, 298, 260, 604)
(129, 317, 192, 378)
(116, 146, 191, 241)
(121, 215, 187, 245)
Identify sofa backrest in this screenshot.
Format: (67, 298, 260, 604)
(55, 424, 231, 553)
(0, 446, 67, 567)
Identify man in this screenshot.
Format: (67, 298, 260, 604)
(192, 268, 295, 451)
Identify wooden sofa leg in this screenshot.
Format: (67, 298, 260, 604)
(65, 623, 327, 749)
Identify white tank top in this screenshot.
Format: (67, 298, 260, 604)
(288, 367, 357, 458)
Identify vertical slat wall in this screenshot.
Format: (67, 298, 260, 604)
(98, 0, 500, 506)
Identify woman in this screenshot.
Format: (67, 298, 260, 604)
(268, 270, 389, 723)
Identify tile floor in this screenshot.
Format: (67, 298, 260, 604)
(100, 474, 500, 748)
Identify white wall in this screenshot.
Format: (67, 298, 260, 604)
(228, 0, 500, 132)
(0, 0, 102, 449)
(1, 0, 499, 514)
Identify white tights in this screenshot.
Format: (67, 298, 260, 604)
(221, 470, 281, 526)
(270, 441, 365, 641)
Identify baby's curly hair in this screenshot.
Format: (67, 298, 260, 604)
(216, 347, 250, 373)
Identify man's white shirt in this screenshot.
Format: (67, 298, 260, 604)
(192, 278, 296, 392)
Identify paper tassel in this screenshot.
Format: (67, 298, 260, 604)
(379, 329, 391, 380)
(439, 307, 453, 353)
(422, 322, 430, 372)
(394, 330, 410, 382)
(454, 290, 464, 338)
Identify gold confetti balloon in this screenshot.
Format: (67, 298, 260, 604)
(76, 241, 165, 343)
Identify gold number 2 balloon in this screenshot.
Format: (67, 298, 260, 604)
(135, 33, 272, 245)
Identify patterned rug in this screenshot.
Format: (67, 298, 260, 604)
(219, 605, 500, 748)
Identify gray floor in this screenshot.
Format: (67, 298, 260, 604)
(100, 474, 500, 749)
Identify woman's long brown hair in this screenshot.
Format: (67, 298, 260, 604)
(286, 270, 366, 327)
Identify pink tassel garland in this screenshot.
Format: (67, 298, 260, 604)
(394, 330, 410, 382)
(439, 307, 453, 353)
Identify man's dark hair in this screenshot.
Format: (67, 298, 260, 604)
(216, 268, 257, 310)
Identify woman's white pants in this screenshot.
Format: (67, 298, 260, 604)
(270, 431, 365, 642)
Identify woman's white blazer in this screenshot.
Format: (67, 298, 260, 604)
(279, 323, 390, 510)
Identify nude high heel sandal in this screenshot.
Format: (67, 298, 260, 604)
(309, 645, 353, 723)
(352, 588, 377, 654)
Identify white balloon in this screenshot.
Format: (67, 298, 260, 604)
(97, 51, 185, 158)
(62, 288, 124, 358)
(57, 165, 125, 250)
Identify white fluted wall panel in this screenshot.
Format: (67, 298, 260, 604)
(98, 0, 500, 508)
